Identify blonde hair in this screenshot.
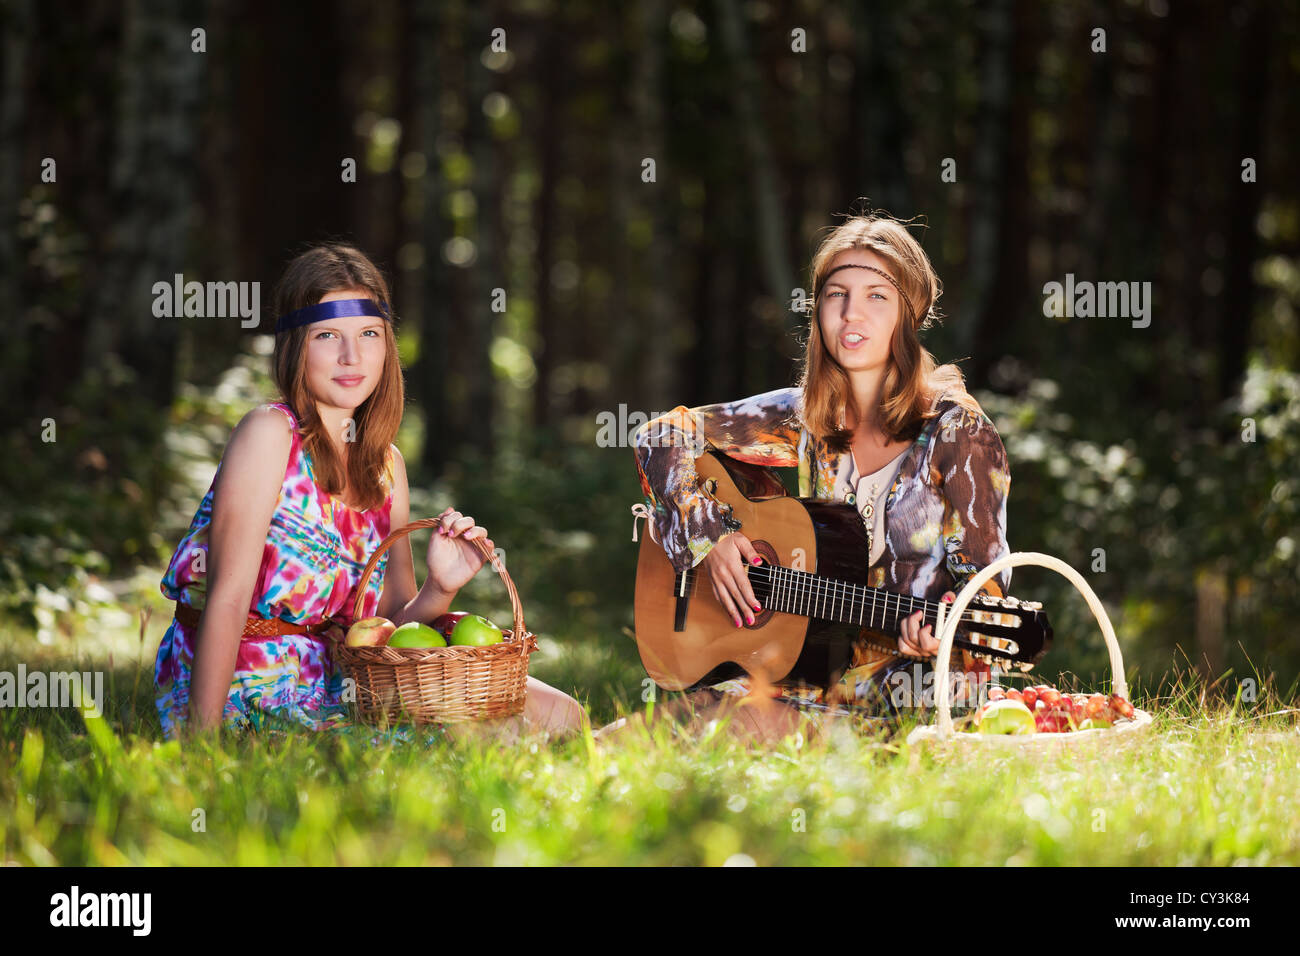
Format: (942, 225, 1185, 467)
(269, 243, 405, 512)
(796, 210, 982, 452)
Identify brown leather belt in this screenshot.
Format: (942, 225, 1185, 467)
(173, 601, 335, 639)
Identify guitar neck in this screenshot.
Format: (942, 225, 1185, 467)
(748, 564, 946, 636)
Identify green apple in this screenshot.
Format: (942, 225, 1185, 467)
(977, 698, 1037, 735)
(1076, 716, 1113, 730)
(450, 614, 506, 647)
(387, 622, 448, 648)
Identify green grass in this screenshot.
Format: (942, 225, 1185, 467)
(2, 597, 1297, 867)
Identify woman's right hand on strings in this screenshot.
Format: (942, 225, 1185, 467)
(702, 532, 763, 628)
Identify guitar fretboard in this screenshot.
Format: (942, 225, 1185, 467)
(747, 563, 951, 634)
(681, 563, 983, 636)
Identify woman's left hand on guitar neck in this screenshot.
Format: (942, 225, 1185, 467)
(898, 591, 956, 658)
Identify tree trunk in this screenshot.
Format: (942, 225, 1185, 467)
(714, 0, 794, 321)
(0, 0, 35, 418)
(1217, 2, 1267, 407)
(87, 0, 206, 411)
(412, 0, 450, 474)
(852, 1, 911, 217)
(631, 0, 675, 408)
(960, 0, 1014, 378)
(0, 0, 32, 324)
(1195, 567, 1228, 683)
(464, 0, 497, 457)
(531, 13, 564, 428)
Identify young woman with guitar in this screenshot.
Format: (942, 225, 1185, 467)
(619, 212, 1018, 744)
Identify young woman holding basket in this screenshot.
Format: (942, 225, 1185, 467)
(154, 243, 585, 740)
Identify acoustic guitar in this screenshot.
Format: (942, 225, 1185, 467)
(634, 450, 1053, 692)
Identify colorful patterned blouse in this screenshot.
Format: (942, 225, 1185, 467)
(633, 386, 1012, 710)
(153, 401, 398, 739)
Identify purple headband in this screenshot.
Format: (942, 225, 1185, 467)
(275, 298, 392, 334)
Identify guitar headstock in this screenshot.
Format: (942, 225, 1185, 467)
(954, 594, 1053, 670)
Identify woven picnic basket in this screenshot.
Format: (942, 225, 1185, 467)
(906, 551, 1153, 748)
(332, 518, 537, 725)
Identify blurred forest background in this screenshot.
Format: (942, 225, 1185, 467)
(3, 0, 1299, 720)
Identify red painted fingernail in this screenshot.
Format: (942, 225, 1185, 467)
(750, 557, 760, 565)
(746, 614, 754, 625)
(943, 594, 954, 602)
(752, 603, 761, 612)
(734, 617, 742, 628)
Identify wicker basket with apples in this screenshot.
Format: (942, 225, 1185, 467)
(333, 518, 537, 725)
(907, 552, 1153, 748)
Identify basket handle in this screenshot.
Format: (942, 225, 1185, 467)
(932, 551, 1127, 738)
(348, 518, 527, 643)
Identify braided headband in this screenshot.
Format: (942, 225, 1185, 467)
(274, 298, 392, 334)
(815, 263, 918, 327)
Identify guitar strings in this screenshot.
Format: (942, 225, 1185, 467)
(678, 564, 984, 626)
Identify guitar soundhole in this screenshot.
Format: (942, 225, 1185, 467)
(745, 540, 781, 629)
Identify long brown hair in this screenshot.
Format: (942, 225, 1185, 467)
(797, 210, 983, 453)
(269, 243, 405, 512)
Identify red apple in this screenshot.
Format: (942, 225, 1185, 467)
(1045, 712, 1076, 733)
(346, 616, 398, 647)
(1020, 687, 1037, 709)
(1035, 710, 1071, 733)
(431, 611, 469, 640)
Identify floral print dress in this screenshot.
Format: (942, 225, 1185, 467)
(634, 386, 1012, 713)
(154, 401, 400, 739)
